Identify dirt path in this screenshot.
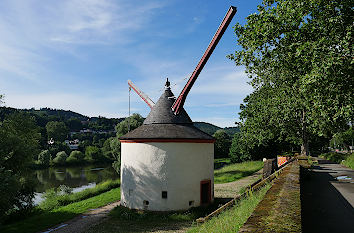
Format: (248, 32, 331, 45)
(39, 201, 120, 233)
(214, 168, 263, 198)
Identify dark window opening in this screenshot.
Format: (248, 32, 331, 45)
(189, 201, 194, 206)
(162, 191, 167, 199)
(143, 200, 149, 205)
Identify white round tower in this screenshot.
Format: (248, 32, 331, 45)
(120, 81, 214, 211)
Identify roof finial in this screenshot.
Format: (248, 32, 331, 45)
(165, 78, 170, 89)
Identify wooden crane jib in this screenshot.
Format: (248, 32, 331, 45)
(172, 6, 237, 115)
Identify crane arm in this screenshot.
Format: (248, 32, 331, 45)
(128, 80, 155, 109)
(172, 6, 237, 114)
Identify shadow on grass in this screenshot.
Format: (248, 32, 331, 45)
(0, 210, 77, 233)
(91, 198, 231, 233)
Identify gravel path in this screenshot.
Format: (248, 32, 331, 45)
(214, 168, 263, 198)
(39, 201, 120, 233)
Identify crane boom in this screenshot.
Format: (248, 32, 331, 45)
(172, 6, 237, 114)
(128, 80, 155, 109)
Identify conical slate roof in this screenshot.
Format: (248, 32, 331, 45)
(143, 87, 192, 125)
(120, 81, 214, 141)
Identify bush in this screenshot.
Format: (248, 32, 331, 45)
(66, 151, 84, 164)
(52, 151, 68, 165)
(84, 146, 102, 163)
(37, 150, 51, 166)
(342, 153, 354, 169)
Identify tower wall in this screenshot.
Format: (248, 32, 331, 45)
(120, 142, 214, 211)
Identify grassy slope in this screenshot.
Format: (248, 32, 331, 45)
(40, 179, 120, 210)
(188, 184, 271, 233)
(320, 152, 354, 169)
(214, 160, 263, 183)
(1, 188, 120, 233)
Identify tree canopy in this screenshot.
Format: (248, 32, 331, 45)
(213, 130, 231, 158)
(46, 121, 69, 142)
(229, 0, 353, 155)
(0, 111, 39, 220)
(115, 113, 144, 137)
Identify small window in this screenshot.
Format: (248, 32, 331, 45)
(162, 191, 167, 199)
(189, 201, 194, 206)
(143, 200, 149, 205)
(128, 189, 133, 196)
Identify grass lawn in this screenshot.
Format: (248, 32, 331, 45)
(188, 184, 271, 233)
(214, 160, 263, 184)
(0, 188, 121, 233)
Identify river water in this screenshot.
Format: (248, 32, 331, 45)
(30, 164, 119, 205)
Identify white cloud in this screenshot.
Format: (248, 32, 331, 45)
(0, 0, 165, 79)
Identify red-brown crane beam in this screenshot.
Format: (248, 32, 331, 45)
(172, 6, 237, 115)
(128, 80, 155, 109)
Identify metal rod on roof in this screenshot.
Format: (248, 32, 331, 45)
(128, 86, 131, 132)
(172, 6, 237, 115)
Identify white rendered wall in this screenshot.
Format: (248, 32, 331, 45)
(120, 142, 214, 211)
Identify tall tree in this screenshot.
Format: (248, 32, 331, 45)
(213, 130, 231, 158)
(0, 111, 39, 220)
(229, 0, 353, 155)
(115, 113, 144, 137)
(46, 121, 69, 142)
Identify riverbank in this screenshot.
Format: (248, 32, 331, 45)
(0, 181, 121, 233)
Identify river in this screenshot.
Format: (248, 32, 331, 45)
(30, 164, 119, 205)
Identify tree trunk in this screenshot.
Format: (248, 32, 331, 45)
(301, 109, 309, 156)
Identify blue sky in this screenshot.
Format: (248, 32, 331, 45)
(0, 0, 261, 127)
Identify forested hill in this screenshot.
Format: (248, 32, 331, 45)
(0, 107, 238, 135)
(193, 122, 239, 136)
(0, 107, 124, 131)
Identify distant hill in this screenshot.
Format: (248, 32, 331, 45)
(23, 107, 89, 121)
(193, 122, 239, 136)
(1, 106, 239, 135)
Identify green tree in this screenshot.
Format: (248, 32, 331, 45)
(115, 113, 144, 137)
(66, 150, 84, 164)
(213, 130, 231, 158)
(46, 121, 69, 142)
(0, 111, 39, 220)
(66, 118, 83, 131)
(84, 146, 102, 163)
(330, 127, 354, 150)
(110, 138, 121, 174)
(52, 151, 68, 165)
(229, 133, 249, 163)
(38, 150, 51, 166)
(228, 0, 353, 155)
(111, 114, 143, 174)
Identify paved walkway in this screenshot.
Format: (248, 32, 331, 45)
(301, 158, 354, 233)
